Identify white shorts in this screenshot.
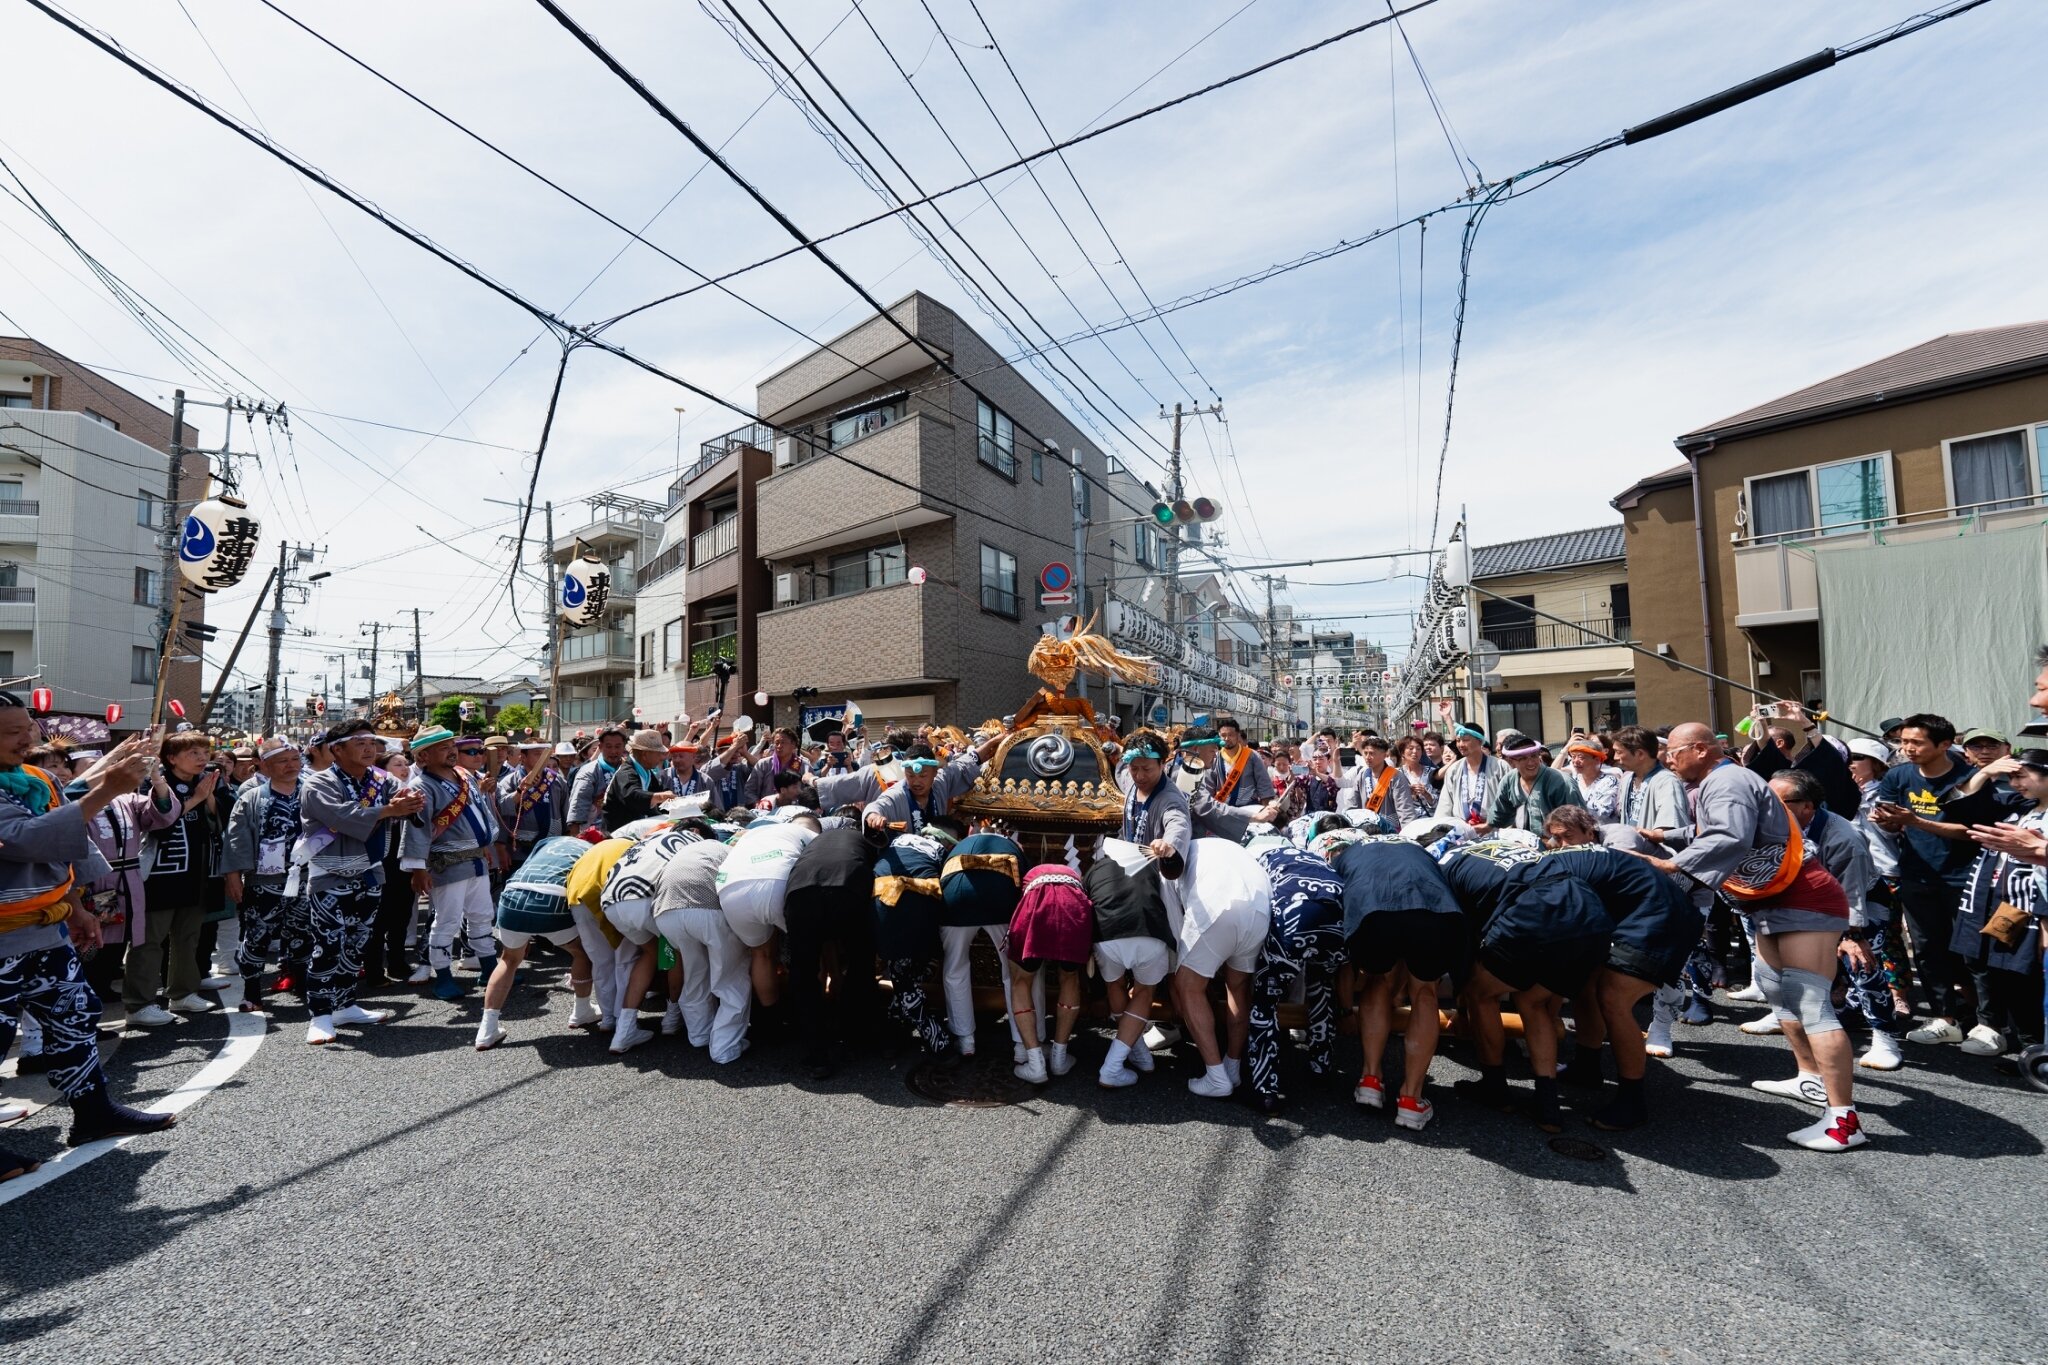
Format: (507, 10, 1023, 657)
(496, 924, 581, 950)
(1177, 902, 1266, 979)
(1095, 936, 1171, 987)
(717, 877, 788, 949)
(603, 896, 657, 945)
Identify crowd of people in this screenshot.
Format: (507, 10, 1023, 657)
(5, 656, 2048, 1182)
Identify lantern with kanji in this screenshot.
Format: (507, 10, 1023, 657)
(177, 496, 262, 593)
(559, 552, 611, 630)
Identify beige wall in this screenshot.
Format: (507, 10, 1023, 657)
(1623, 370, 2048, 729)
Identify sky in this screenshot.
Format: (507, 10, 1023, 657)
(0, 0, 2042, 711)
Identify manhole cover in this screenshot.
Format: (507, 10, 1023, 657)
(1547, 1136, 1607, 1162)
(906, 1054, 1037, 1108)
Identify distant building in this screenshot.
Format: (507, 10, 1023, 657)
(1467, 525, 1634, 741)
(0, 338, 205, 725)
(548, 494, 662, 732)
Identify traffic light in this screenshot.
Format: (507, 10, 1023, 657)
(180, 620, 219, 644)
(1148, 496, 1222, 527)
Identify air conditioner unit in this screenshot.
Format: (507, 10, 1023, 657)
(774, 435, 796, 469)
(774, 572, 798, 605)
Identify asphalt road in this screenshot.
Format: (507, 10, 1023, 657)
(2, 965, 2043, 1365)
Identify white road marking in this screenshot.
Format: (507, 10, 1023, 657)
(0, 1006, 267, 1207)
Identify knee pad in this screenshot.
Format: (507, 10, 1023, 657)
(1752, 959, 1789, 1020)
(1779, 966, 1842, 1035)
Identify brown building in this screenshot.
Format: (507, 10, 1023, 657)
(0, 338, 205, 720)
(1615, 322, 2048, 733)
(748, 292, 1114, 731)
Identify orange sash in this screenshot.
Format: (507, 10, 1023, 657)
(1363, 765, 1396, 815)
(1215, 743, 1253, 802)
(1719, 790, 1805, 901)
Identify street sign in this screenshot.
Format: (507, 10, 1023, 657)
(1469, 642, 1503, 672)
(1472, 673, 1504, 690)
(1039, 561, 1073, 593)
(1039, 590, 1075, 607)
(1150, 704, 1169, 723)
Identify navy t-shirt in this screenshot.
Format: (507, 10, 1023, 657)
(1332, 838, 1461, 941)
(1876, 760, 2001, 889)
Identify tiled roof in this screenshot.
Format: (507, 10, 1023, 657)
(1681, 321, 2048, 444)
(1472, 524, 1625, 579)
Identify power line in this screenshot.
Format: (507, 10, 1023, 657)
(593, 0, 1450, 332)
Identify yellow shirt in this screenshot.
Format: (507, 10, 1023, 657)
(565, 838, 634, 947)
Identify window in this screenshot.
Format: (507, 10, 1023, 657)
(0, 479, 21, 509)
(1134, 525, 1157, 568)
(661, 618, 684, 667)
(0, 566, 16, 589)
(1744, 454, 1892, 542)
(980, 544, 1019, 616)
(133, 567, 161, 607)
(824, 543, 907, 598)
(827, 397, 905, 449)
(81, 408, 118, 431)
(0, 651, 14, 677)
(1479, 595, 1535, 652)
(1945, 427, 2035, 514)
(1031, 445, 1043, 482)
(1487, 691, 1544, 744)
(0, 394, 30, 409)
(1608, 583, 1631, 637)
(977, 399, 1017, 478)
(132, 646, 155, 684)
(639, 631, 655, 678)
(136, 489, 157, 528)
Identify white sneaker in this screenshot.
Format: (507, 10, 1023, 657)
(1906, 1018, 1964, 1045)
(1353, 1076, 1386, 1109)
(1751, 1073, 1828, 1106)
(1143, 1022, 1181, 1050)
(1187, 1068, 1234, 1099)
(0, 1100, 30, 1123)
(1789, 1110, 1867, 1152)
(609, 1021, 654, 1055)
(405, 964, 433, 985)
(1098, 1063, 1137, 1088)
(1739, 1011, 1784, 1036)
(333, 1004, 391, 1027)
(1048, 1043, 1075, 1077)
(1858, 1032, 1904, 1071)
(127, 1004, 175, 1028)
(1012, 1042, 1028, 1066)
(1645, 1019, 1675, 1057)
(475, 1020, 507, 1051)
(1959, 1024, 2006, 1057)
(567, 996, 602, 1029)
(1726, 982, 1767, 1004)
(956, 1032, 975, 1058)
(198, 974, 237, 991)
(1127, 1038, 1155, 1073)
(1013, 1047, 1048, 1084)
(168, 994, 217, 1014)
(306, 1015, 337, 1045)
(1394, 1097, 1435, 1131)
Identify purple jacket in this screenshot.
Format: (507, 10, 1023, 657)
(86, 789, 178, 943)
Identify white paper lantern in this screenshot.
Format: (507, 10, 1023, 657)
(559, 554, 612, 628)
(907, 566, 927, 585)
(753, 690, 769, 707)
(177, 495, 261, 592)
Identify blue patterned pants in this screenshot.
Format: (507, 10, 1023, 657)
(306, 876, 380, 1016)
(235, 882, 294, 981)
(883, 955, 950, 1053)
(1840, 927, 1900, 1036)
(1246, 910, 1346, 1100)
(0, 942, 107, 1099)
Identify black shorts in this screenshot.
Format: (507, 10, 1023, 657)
(1484, 935, 1608, 998)
(1348, 910, 1468, 983)
(1605, 936, 1689, 987)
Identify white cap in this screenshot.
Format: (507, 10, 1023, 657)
(1846, 737, 1893, 764)
(554, 741, 578, 757)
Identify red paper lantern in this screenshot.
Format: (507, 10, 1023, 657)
(105, 703, 123, 725)
(29, 688, 52, 713)
(167, 699, 187, 719)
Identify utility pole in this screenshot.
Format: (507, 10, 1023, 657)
(258, 540, 287, 735)
(360, 621, 385, 711)
(411, 606, 429, 726)
(1163, 403, 1185, 642)
(1068, 447, 1088, 703)
(151, 389, 190, 724)
(544, 499, 560, 742)
(198, 564, 279, 727)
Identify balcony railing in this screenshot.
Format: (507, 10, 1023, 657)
(557, 696, 626, 725)
(688, 630, 738, 678)
(559, 630, 635, 664)
(669, 423, 775, 505)
(692, 517, 738, 566)
(1480, 616, 1629, 652)
(980, 584, 1019, 618)
(640, 541, 686, 589)
(0, 500, 39, 516)
(0, 586, 33, 603)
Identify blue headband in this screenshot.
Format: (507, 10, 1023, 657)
(901, 757, 941, 773)
(1454, 724, 1486, 743)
